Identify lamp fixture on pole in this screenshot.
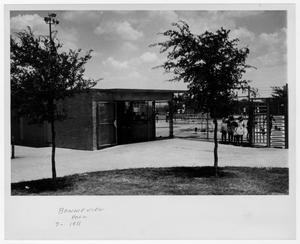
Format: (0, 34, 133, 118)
(44, 13, 59, 51)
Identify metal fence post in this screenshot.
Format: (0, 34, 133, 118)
(285, 84, 289, 149)
(206, 112, 209, 139)
(248, 100, 253, 146)
(168, 99, 174, 138)
(266, 98, 271, 147)
(152, 101, 156, 139)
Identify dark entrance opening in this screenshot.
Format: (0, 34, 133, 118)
(116, 101, 155, 144)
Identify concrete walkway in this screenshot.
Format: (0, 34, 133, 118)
(11, 138, 288, 183)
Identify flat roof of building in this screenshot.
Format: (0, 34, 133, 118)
(92, 88, 187, 94)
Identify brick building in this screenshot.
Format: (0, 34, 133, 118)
(11, 89, 177, 150)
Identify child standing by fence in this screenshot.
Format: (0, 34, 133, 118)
(236, 116, 244, 145)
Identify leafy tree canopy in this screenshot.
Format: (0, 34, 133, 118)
(151, 21, 253, 118)
(11, 27, 98, 123)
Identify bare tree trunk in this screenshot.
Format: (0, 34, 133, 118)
(11, 142, 15, 159)
(213, 118, 218, 176)
(50, 118, 57, 187)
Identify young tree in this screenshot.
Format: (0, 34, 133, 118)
(152, 21, 252, 175)
(11, 27, 97, 186)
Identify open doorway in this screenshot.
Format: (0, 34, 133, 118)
(116, 101, 155, 144)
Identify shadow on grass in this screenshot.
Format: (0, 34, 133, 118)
(12, 177, 74, 194)
(154, 166, 236, 178)
(12, 166, 235, 194)
(11, 166, 288, 195)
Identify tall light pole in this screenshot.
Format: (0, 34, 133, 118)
(44, 13, 59, 185)
(44, 13, 59, 52)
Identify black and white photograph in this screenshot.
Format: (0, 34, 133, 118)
(3, 2, 297, 241)
(10, 9, 290, 195)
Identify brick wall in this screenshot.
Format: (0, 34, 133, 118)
(55, 92, 94, 150)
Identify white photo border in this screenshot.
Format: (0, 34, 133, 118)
(3, 2, 297, 240)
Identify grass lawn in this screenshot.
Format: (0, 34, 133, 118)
(11, 166, 288, 195)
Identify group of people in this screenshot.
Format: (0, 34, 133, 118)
(220, 115, 248, 145)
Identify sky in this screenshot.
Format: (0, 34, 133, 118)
(10, 10, 287, 97)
